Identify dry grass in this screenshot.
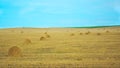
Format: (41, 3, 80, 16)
(11, 30, 14, 32)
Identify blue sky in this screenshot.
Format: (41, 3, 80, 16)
(0, 0, 120, 28)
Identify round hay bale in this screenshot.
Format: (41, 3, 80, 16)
(106, 30, 109, 33)
(8, 46, 22, 57)
(24, 39, 32, 44)
(79, 33, 83, 35)
(44, 32, 47, 34)
(40, 36, 46, 40)
(85, 31, 90, 35)
(97, 33, 101, 35)
(70, 33, 75, 36)
(46, 34, 50, 38)
(20, 31, 24, 34)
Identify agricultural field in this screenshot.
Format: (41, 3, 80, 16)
(0, 27, 120, 68)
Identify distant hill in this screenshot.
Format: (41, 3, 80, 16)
(68, 25, 120, 28)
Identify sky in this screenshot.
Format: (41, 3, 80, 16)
(0, 0, 120, 28)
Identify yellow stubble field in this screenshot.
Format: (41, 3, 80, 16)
(0, 27, 120, 68)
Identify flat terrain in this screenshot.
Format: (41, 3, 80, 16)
(0, 27, 120, 68)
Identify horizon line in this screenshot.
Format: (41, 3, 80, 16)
(0, 25, 120, 29)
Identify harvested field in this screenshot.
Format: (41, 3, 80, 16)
(0, 27, 120, 68)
